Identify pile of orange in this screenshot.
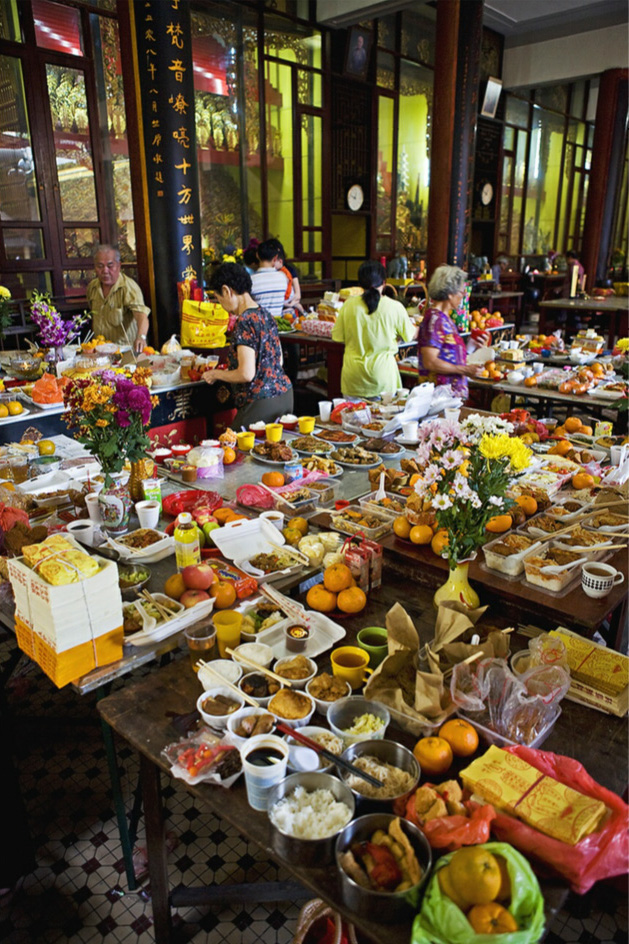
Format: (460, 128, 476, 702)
(213, 507, 246, 525)
(306, 562, 367, 614)
(438, 846, 517, 933)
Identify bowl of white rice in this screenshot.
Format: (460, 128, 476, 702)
(338, 739, 420, 813)
(267, 771, 355, 865)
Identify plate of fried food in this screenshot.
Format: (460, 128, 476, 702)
(107, 528, 175, 562)
(299, 455, 343, 477)
(314, 429, 358, 444)
(291, 435, 334, 455)
(330, 446, 381, 468)
(252, 441, 299, 464)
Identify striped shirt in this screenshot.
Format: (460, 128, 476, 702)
(250, 268, 289, 318)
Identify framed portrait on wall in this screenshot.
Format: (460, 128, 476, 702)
(480, 76, 503, 119)
(344, 27, 372, 80)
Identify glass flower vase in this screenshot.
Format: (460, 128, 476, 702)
(128, 458, 156, 503)
(98, 475, 132, 536)
(433, 557, 480, 610)
(45, 345, 65, 373)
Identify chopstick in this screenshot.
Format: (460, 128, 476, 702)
(274, 722, 384, 788)
(443, 650, 484, 680)
(196, 660, 260, 708)
(225, 646, 293, 688)
(140, 589, 172, 622)
(257, 480, 294, 510)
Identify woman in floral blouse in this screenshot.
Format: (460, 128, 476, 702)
(203, 263, 293, 426)
(418, 265, 489, 399)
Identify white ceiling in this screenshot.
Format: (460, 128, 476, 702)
(482, 0, 627, 46)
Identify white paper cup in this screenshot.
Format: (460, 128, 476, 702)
(509, 340, 519, 350)
(135, 500, 160, 529)
(402, 421, 418, 440)
(319, 401, 332, 422)
(444, 408, 460, 422)
(260, 510, 285, 531)
(610, 445, 623, 466)
(66, 520, 94, 544)
(532, 362, 544, 374)
(241, 734, 289, 811)
(85, 493, 102, 523)
(381, 391, 394, 405)
(332, 398, 345, 408)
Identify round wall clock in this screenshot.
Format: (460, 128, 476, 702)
(347, 184, 364, 211)
(480, 181, 494, 205)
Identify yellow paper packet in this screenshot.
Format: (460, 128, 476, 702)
(460, 746, 608, 846)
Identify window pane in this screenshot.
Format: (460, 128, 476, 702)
(298, 70, 322, 107)
(377, 95, 394, 237)
(0, 56, 41, 222)
(377, 14, 396, 51)
(301, 260, 322, 280)
(534, 85, 568, 113)
(505, 96, 528, 129)
(65, 227, 99, 259)
(302, 231, 322, 254)
(264, 15, 321, 70)
(4, 228, 45, 259)
(301, 115, 321, 240)
(503, 126, 514, 150)
(396, 60, 432, 253)
(0, 0, 21, 41)
(557, 138, 573, 252)
(91, 15, 135, 260)
(6, 271, 52, 299)
(571, 80, 585, 119)
(33, 0, 83, 56)
(63, 267, 91, 296)
(400, 8, 435, 66)
(45, 65, 98, 221)
(266, 60, 294, 258)
(377, 51, 395, 90)
(499, 155, 512, 251)
(524, 107, 564, 253)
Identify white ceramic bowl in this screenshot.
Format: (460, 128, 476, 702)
(225, 706, 277, 748)
(284, 725, 345, 774)
(198, 659, 243, 690)
(268, 690, 316, 729)
(327, 696, 390, 746)
(233, 642, 274, 669)
(306, 676, 352, 716)
(196, 686, 244, 733)
(273, 655, 317, 691)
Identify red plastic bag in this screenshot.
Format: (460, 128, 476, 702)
(396, 789, 496, 852)
(490, 745, 629, 894)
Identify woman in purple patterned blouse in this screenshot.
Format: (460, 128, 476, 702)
(418, 265, 489, 399)
(203, 263, 293, 426)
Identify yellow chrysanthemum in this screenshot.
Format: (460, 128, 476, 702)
(0, 286, 11, 299)
(616, 338, 629, 352)
(95, 418, 109, 427)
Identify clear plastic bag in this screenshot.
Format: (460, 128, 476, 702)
(451, 658, 570, 746)
(162, 730, 242, 787)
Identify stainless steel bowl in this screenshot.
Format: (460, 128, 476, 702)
(267, 771, 355, 866)
(335, 813, 432, 922)
(338, 739, 420, 812)
(117, 563, 152, 600)
(327, 695, 390, 746)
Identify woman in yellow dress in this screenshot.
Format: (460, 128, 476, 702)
(331, 260, 417, 398)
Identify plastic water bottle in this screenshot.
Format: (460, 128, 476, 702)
(174, 512, 200, 571)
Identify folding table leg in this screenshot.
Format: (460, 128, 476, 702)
(140, 753, 172, 944)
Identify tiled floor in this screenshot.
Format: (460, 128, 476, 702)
(1, 637, 627, 944)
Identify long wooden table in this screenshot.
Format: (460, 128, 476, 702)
(96, 570, 628, 944)
(539, 296, 629, 347)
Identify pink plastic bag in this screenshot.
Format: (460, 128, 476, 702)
(490, 745, 629, 894)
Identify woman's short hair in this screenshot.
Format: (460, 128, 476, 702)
(209, 262, 252, 296)
(428, 265, 467, 301)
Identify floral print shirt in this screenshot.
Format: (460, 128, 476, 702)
(417, 306, 469, 398)
(227, 306, 292, 408)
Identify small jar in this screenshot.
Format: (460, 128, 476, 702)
(181, 464, 198, 482)
(285, 623, 310, 653)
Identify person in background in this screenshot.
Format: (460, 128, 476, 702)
(491, 254, 509, 288)
(563, 249, 585, 297)
(250, 238, 290, 318)
(418, 264, 489, 400)
(203, 263, 293, 426)
(276, 243, 304, 315)
(331, 260, 417, 398)
(243, 238, 259, 276)
(87, 244, 150, 353)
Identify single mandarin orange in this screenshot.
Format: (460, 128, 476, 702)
(486, 514, 512, 533)
(222, 446, 236, 464)
(337, 586, 367, 614)
(409, 524, 434, 545)
(564, 416, 583, 433)
(438, 718, 479, 757)
(572, 471, 595, 490)
(306, 584, 337, 613)
(324, 562, 354, 593)
(431, 529, 449, 556)
(261, 471, 285, 487)
(209, 580, 237, 609)
(412, 736, 453, 777)
(515, 495, 537, 516)
(393, 516, 412, 539)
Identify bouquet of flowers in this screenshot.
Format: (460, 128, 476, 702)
(63, 368, 157, 480)
(30, 291, 89, 349)
(413, 419, 532, 569)
(0, 285, 12, 338)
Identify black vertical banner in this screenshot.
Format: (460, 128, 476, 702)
(134, 0, 202, 342)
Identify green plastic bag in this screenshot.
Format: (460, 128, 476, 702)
(412, 842, 545, 944)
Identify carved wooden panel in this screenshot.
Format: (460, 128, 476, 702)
(331, 80, 371, 211)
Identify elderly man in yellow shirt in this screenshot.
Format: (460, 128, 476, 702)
(87, 245, 150, 352)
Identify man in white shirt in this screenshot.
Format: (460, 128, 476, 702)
(250, 238, 289, 317)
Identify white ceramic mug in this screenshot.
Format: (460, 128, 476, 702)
(260, 510, 285, 531)
(85, 493, 102, 523)
(581, 561, 624, 599)
(135, 500, 160, 529)
(402, 421, 418, 440)
(319, 400, 332, 422)
(66, 519, 94, 544)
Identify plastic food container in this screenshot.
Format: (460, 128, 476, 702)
(522, 545, 589, 593)
(546, 497, 594, 521)
(329, 505, 393, 540)
(482, 532, 546, 578)
(273, 488, 317, 518)
(357, 491, 407, 518)
(456, 707, 561, 750)
(304, 480, 339, 505)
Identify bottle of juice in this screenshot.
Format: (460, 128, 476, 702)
(174, 512, 200, 571)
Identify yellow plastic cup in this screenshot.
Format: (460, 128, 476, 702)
(265, 423, 283, 443)
(213, 610, 243, 658)
(237, 431, 255, 451)
(330, 646, 373, 690)
(298, 416, 316, 434)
